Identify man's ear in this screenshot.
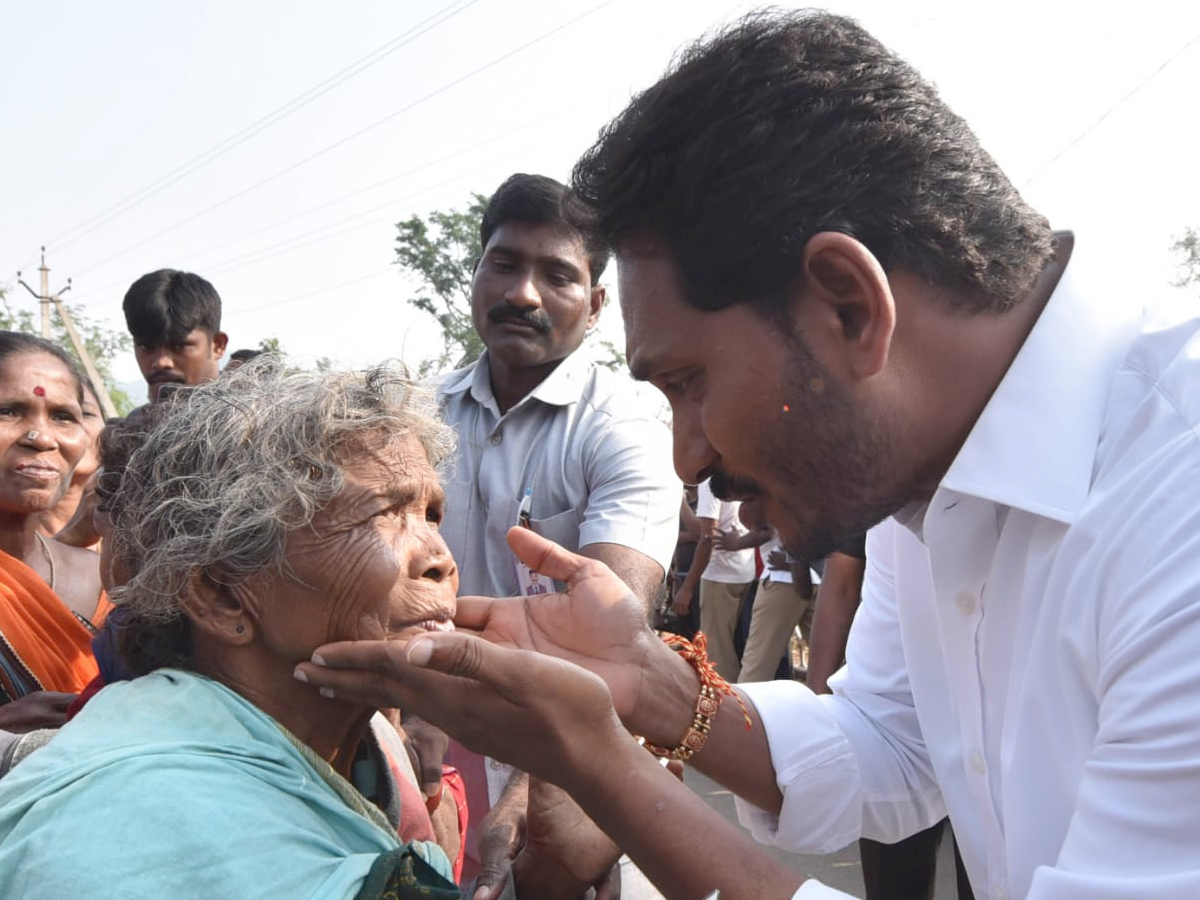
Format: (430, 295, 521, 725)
(587, 284, 606, 329)
(211, 331, 229, 359)
(794, 232, 895, 380)
(178, 572, 255, 646)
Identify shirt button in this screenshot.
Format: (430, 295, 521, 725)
(995, 886, 1009, 900)
(490, 432, 503, 445)
(969, 751, 985, 774)
(488, 759, 504, 770)
(955, 592, 977, 615)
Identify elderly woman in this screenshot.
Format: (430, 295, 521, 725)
(0, 362, 462, 899)
(0, 331, 107, 735)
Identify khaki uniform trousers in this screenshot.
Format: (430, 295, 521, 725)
(738, 577, 813, 683)
(699, 578, 754, 682)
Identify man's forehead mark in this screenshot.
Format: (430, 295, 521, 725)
(33, 386, 45, 397)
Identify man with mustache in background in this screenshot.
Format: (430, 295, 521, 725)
(432, 173, 679, 899)
(123, 269, 228, 403)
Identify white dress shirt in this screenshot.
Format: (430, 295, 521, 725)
(740, 241, 1200, 900)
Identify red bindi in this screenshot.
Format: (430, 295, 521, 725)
(33, 386, 45, 397)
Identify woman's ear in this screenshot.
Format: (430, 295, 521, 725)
(793, 231, 896, 380)
(178, 573, 255, 646)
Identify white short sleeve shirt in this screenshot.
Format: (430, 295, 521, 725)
(696, 478, 757, 583)
(436, 348, 681, 598)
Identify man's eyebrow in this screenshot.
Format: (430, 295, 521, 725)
(547, 256, 585, 276)
(485, 244, 585, 278)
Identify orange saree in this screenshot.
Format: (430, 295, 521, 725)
(0, 550, 109, 704)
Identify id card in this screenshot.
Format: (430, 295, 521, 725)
(513, 487, 550, 596)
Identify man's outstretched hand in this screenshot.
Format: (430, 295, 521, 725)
(294, 528, 666, 782)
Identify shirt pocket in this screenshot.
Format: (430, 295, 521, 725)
(527, 508, 581, 553)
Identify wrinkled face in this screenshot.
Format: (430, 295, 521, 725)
(471, 221, 601, 374)
(249, 432, 458, 663)
(0, 352, 86, 515)
(620, 248, 897, 562)
(135, 328, 228, 401)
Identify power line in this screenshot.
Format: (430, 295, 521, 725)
(235, 267, 394, 314)
(1023, 29, 1200, 186)
(70, 0, 621, 278)
(46, 0, 483, 253)
(201, 165, 501, 278)
(70, 100, 588, 302)
(170, 105, 583, 268)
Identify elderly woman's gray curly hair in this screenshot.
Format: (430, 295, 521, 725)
(109, 360, 454, 669)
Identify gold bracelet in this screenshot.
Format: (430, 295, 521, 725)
(641, 632, 752, 763)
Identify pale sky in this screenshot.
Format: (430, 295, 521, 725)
(3, 0, 1199, 393)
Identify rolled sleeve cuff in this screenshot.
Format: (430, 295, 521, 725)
(734, 680, 863, 854)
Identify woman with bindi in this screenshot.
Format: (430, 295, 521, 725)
(0, 331, 108, 735)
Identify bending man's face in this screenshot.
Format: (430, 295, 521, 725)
(619, 246, 900, 562)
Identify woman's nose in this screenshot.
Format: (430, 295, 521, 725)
(415, 527, 456, 583)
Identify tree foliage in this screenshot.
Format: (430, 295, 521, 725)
(256, 336, 286, 360)
(0, 286, 134, 414)
(1171, 227, 1200, 290)
(395, 194, 488, 374)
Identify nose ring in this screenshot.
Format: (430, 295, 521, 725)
(26, 430, 39, 441)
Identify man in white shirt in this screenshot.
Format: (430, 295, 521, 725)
(673, 478, 756, 681)
(298, 11, 1200, 900)
(435, 173, 679, 899)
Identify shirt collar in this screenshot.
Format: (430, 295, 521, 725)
(437, 347, 592, 413)
(936, 235, 1141, 525)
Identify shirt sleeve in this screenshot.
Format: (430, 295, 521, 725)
(695, 478, 719, 520)
(1024, 452, 1200, 899)
(734, 520, 944, 853)
(576, 414, 681, 576)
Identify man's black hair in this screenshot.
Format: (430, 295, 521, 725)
(228, 348, 263, 364)
(122, 269, 222, 346)
(480, 174, 610, 285)
(571, 10, 1056, 314)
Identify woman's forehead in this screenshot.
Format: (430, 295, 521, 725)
(338, 432, 440, 490)
(0, 352, 80, 397)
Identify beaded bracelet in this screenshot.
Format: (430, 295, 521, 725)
(641, 632, 752, 762)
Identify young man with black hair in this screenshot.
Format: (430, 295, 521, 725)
(122, 269, 228, 402)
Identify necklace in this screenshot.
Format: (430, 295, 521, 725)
(34, 532, 58, 592)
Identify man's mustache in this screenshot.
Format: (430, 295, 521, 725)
(148, 372, 186, 384)
(708, 469, 767, 501)
(487, 304, 552, 335)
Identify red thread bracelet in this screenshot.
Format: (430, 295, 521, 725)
(641, 631, 752, 762)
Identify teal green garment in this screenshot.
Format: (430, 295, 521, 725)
(0, 670, 455, 899)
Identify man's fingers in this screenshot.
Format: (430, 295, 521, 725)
(506, 527, 599, 586)
(298, 632, 511, 700)
(306, 637, 406, 672)
(453, 595, 499, 630)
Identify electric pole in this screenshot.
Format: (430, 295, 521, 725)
(17, 248, 119, 418)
